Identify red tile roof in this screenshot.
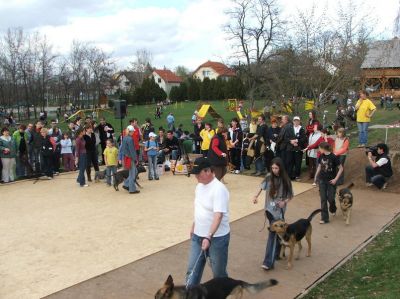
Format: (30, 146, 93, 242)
(194, 61, 236, 77)
(153, 69, 183, 83)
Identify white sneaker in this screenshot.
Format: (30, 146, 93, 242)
(80, 184, 89, 187)
(235, 170, 240, 174)
(46, 176, 53, 180)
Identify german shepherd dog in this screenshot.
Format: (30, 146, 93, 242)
(155, 275, 278, 299)
(338, 183, 354, 225)
(97, 165, 146, 191)
(269, 209, 321, 269)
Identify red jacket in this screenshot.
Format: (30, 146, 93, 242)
(132, 128, 141, 150)
(308, 136, 334, 158)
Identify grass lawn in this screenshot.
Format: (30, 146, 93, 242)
(303, 216, 400, 299)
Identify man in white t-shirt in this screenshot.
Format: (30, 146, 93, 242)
(186, 157, 230, 287)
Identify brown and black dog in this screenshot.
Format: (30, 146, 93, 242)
(269, 209, 321, 269)
(155, 275, 278, 299)
(338, 183, 354, 225)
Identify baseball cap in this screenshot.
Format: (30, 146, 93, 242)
(191, 157, 212, 174)
(127, 125, 135, 132)
(149, 132, 157, 138)
(293, 116, 300, 121)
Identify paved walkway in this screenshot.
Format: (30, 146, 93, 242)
(44, 187, 400, 299)
(0, 172, 311, 299)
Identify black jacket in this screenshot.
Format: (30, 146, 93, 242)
(84, 133, 97, 152)
(277, 123, 295, 151)
(208, 134, 227, 166)
(40, 136, 54, 157)
(376, 154, 393, 177)
(293, 126, 307, 151)
(194, 123, 205, 141)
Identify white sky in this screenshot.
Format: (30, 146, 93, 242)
(0, 0, 398, 70)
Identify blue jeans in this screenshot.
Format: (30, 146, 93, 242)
(357, 122, 369, 145)
(148, 155, 158, 179)
(77, 154, 87, 186)
(255, 156, 265, 173)
(186, 233, 230, 287)
(16, 155, 27, 177)
(106, 165, 117, 185)
(263, 211, 282, 268)
(123, 162, 137, 192)
(365, 165, 388, 189)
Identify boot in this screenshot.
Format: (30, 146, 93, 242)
(95, 171, 99, 183)
(87, 168, 92, 182)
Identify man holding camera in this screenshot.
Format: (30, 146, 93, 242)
(365, 143, 393, 189)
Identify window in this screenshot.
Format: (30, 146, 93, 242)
(202, 70, 211, 78)
(158, 78, 162, 83)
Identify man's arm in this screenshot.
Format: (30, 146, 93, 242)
(201, 212, 223, 250)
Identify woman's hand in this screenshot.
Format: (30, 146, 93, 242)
(277, 201, 286, 208)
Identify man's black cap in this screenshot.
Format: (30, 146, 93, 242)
(191, 157, 212, 174)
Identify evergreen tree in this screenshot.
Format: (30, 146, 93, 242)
(187, 78, 200, 101)
(200, 77, 212, 101)
(213, 77, 226, 100)
(178, 82, 188, 102)
(169, 86, 180, 102)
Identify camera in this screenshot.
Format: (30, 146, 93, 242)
(365, 146, 378, 156)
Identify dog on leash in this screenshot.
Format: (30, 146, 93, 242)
(155, 275, 278, 299)
(97, 165, 146, 191)
(269, 209, 321, 269)
(338, 183, 354, 225)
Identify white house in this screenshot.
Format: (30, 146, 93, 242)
(193, 61, 236, 81)
(151, 69, 183, 96)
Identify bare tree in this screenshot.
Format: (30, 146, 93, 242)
(225, 0, 284, 106)
(395, 0, 400, 37)
(129, 48, 153, 86)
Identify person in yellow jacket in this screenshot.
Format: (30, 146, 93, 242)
(355, 90, 376, 148)
(199, 123, 215, 157)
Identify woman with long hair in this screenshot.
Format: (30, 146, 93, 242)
(253, 157, 293, 270)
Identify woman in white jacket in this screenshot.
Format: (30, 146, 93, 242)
(60, 133, 75, 171)
(306, 123, 322, 179)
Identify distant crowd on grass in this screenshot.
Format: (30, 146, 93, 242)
(0, 90, 393, 193)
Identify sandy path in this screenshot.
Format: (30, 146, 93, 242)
(0, 171, 311, 299)
(44, 187, 400, 299)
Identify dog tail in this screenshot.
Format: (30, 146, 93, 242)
(242, 279, 278, 294)
(307, 209, 322, 222)
(345, 182, 354, 189)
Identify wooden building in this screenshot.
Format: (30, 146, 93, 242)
(360, 37, 400, 98)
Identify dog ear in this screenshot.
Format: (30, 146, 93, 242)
(165, 275, 174, 287)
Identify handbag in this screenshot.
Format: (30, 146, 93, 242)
(124, 156, 132, 170)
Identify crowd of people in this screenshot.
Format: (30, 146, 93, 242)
(0, 90, 393, 191)
(0, 90, 395, 290)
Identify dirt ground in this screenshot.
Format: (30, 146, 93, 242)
(45, 187, 400, 299)
(0, 171, 311, 299)
(345, 147, 400, 193)
(301, 147, 400, 193)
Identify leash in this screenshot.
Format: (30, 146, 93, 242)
(185, 249, 207, 290)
